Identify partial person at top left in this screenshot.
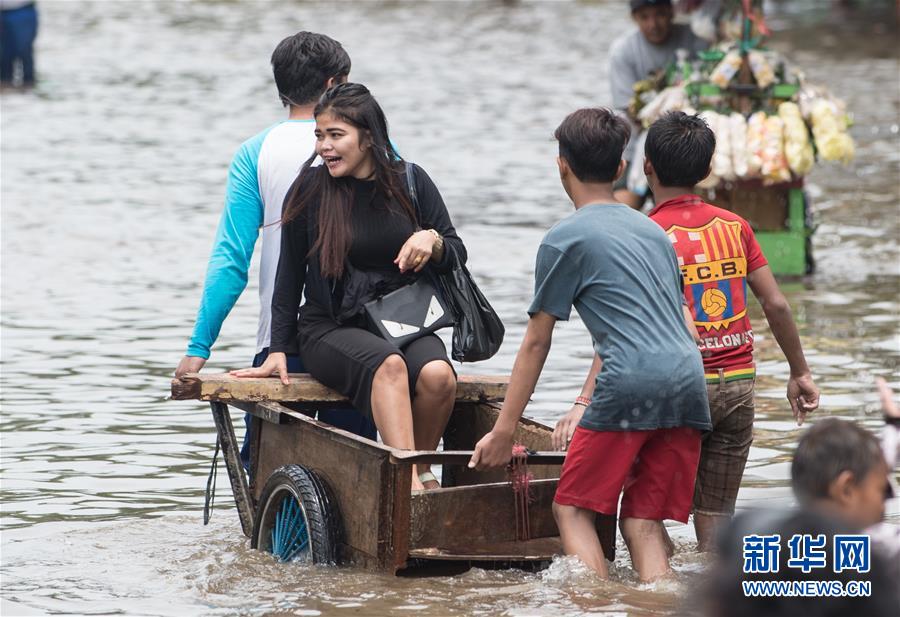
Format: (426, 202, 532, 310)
(0, 0, 38, 89)
(174, 32, 376, 467)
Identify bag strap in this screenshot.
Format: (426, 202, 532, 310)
(403, 161, 458, 268)
(404, 161, 422, 226)
(203, 435, 220, 525)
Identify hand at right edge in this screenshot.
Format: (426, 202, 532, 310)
(788, 372, 819, 426)
(877, 377, 899, 419)
(552, 404, 586, 451)
(230, 352, 290, 385)
(175, 355, 206, 379)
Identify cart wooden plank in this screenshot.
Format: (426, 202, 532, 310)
(391, 450, 566, 466)
(409, 479, 560, 550)
(171, 373, 508, 404)
(233, 401, 567, 465)
(408, 536, 563, 561)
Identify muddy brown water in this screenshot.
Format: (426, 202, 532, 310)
(1, 1, 898, 615)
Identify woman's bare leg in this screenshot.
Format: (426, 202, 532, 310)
(370, 354, 422, 490)
(411, 360, 457, 488)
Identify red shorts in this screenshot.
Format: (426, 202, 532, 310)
(554, 426, 702, 522)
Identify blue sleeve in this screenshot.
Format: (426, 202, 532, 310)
(527, 244, 581, 321)
(186, 140, 264, 358)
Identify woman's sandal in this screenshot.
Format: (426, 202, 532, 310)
(418, 471, 441, 490)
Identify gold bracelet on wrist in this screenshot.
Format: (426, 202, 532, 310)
(427, 229, 444, 254)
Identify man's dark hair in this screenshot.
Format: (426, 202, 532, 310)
(554, 108, 630, 183)
(630, 0, 672, 12)
(791, 417, 885, 505)
(271, 32, 351, 107)
(644, 111, 716, 187)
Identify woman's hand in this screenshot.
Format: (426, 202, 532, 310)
(394, 230, 436, 273)
(552, 405, 586, 451)
(229, 352, 290, 385)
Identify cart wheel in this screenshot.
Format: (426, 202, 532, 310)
(251, 464, 341, 565)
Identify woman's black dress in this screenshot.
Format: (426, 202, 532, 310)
(269, 163, 466, 419)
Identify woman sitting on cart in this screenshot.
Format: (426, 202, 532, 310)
(233, 83, 466, 492)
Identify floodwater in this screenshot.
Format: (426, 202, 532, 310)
(1, 1, 898, 615)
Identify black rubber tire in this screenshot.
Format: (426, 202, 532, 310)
(251, 464, 342, 565)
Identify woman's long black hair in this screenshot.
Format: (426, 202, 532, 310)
(282, 83, 415, 279)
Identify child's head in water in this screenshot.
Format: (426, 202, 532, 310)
(791, 417, 890, 528)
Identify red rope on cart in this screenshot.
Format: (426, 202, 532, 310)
(508, 443, 534, 541)
(742, 0, 770, 36)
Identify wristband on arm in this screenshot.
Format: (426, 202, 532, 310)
(574, 396, 591, 408)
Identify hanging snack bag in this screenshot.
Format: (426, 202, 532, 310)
(709, 49, 742, 88)
(761, 115, 791, 185)
(778, 102, 814, 176)
(708, 111, 735, 181)
(747, 50, 776, 88)
(637, 85, 687, 127)
(810, 99, 855, 163)
(745, 111, 767, 178)
(729, 112, 749, 178)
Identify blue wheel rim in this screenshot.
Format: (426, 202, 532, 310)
(269, 493, 309, 562)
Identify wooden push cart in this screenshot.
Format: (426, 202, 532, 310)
(171, 373, 615, 573)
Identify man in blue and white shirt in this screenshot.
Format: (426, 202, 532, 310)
(175, 32, 376, 463)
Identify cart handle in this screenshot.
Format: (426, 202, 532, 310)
(389, 450, 566, 466)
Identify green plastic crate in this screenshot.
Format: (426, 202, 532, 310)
(755, 188, 808, 276)
(686, 83, 723, 97)
(772, 83, 799, 98)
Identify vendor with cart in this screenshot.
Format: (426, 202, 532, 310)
(609, 0, 709, 209)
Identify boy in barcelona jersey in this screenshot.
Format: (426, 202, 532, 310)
(644, 111, 820, 550)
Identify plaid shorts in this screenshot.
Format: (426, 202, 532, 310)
(693, 374, 755, 516)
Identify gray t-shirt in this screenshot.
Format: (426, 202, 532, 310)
(529, 203, 711, 433)
(609, 24, 708, 162)
(609, 23, 709, 110)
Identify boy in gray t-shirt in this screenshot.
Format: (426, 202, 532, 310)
(469, 108, 710, 582)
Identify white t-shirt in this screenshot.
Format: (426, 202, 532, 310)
(187, 120, 318, 358)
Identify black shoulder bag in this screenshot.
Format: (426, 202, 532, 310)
(436, 242, 505, 362)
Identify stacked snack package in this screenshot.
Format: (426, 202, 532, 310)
(809, 99, 855, 163)
(633, 61, 854, 189)
(697, 111, 721, 188)
(778, 102, 814, 175)
(710, 112, 735, 181)
(729, 113, 749, 178)
(761, 115, 791, 185)
(747, 51, 776, 88)
(709, 49, 742, 88)
(637, 85, 687, 126)
(745, 111, 767, 178)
